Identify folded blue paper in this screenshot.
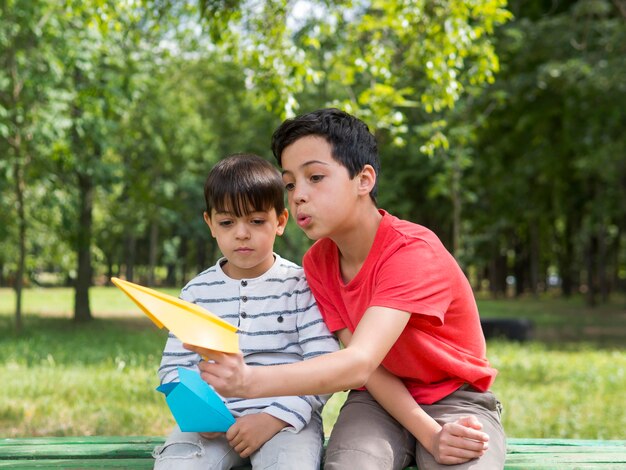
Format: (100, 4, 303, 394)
(157, 366, 235, 432)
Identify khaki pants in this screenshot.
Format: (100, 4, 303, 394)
(324, 387, 506, 470)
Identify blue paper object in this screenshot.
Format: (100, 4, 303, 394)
(157, 367, 235, 432)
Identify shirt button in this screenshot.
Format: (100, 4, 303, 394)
(241, 312, 247, 318)
(242, 296, 248, 302)
(241, 280, 247, 286)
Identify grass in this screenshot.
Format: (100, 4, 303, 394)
(1, 287, 625, 439)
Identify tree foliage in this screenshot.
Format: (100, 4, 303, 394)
(1, 0, 624, 326)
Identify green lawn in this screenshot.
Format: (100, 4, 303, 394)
(1, 287, 625, 439)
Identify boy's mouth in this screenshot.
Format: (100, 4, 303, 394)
(297, 213, 312, 228)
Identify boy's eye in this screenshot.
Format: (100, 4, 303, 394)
(218, 220, 233, 227)
(251, 219, 265, 225)
(310, 175, 324, 183)
(284, 182, 295, 191)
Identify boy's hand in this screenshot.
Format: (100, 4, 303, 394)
(226, 413, 288, 458)
(183, 343, 253, 397)
(431, 416, 489, 465)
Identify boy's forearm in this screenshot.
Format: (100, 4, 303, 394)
(335, 328, 441, 453)
(190, 307, 408, 398)
(248, 346, 372, 397)
(365, 366, 441, 454)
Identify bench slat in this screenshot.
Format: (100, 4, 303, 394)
(0, 437, 161, 460)
(1, 437, 625, 469)
(0, 458, 154, 468)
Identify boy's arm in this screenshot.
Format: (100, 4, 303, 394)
(336, 329, 488, 465)
(187, 304, 409, 396)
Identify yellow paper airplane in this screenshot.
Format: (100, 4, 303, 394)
(111, 277, 239, 353)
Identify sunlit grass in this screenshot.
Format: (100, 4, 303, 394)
(0, 286, 180, 318)
(1, 289, 625, 439)
(488, 341, 626, 440)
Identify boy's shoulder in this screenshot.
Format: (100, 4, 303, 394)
(179, 263, 223, 299)
(270, 254, 308, 286)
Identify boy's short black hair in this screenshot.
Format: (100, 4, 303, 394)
(271, 108, 380, 202)
(204, 153, 285, 217)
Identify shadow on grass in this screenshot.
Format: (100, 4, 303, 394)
(1, 315, 168, 367)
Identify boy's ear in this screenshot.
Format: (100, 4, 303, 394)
(276, 208, 289, 236)
(357, 164, 377, 196)
(203, 211, 217, 238)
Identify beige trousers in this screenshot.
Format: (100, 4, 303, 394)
(324, 386, 506, 470)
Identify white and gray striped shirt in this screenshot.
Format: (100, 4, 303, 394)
(158, 253, 340, 433)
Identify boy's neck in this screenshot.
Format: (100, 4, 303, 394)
(220, 255, 276, 280)
(333, 205, 382, 283)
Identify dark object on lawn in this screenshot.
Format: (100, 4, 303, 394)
(480, 318, 533, 341)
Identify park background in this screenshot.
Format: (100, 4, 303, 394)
(1, 0, 625, 441)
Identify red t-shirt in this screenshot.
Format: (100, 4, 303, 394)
(303, 210, 497, 404)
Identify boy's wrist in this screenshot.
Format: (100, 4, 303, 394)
(260, 412, 290, 432)
(245, 363, 262, 398)
(412, 418, 442, 456)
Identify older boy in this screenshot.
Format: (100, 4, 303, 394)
(154, 154, 339, 470)
(188, 111, 506, 469)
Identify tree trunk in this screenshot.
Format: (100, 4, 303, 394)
(529, 222, 540, 297)
(513, 238, 527, 297)
(598, 225, 609, 303)
(489, 241, 507, 298)
(179, 235, 189, 285)
(166, 264, 177, 287)
(585, 233, 598, 308)
(74, 172, 94, 322)
(560, 215, 575, 297)
(13, 156, 26, 333)
(196, 236, 208, 274)
(8, 52, 27, 332)
(124, 233, 136, 282)
(148, 219, 159, 286)
(612, 228, 622, 294)
(106, 253, 114, 285)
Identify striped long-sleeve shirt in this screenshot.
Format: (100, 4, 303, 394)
(158, 253, 340, 433)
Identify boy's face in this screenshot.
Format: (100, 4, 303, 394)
(281, 135, 371, 241)
(204, 207, 288, 280)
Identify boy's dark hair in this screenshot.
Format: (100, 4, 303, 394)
(204, 154, 285, 217)
(271, 108, 380, 202)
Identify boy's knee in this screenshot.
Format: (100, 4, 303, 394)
(153, 440, 204, 468)
(325, 437, 412, 470)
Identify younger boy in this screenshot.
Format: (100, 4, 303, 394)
(188, 110, 506, 470)
(153, 154, 339, 470)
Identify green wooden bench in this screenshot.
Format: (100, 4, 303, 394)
(1, 436, 625, 469)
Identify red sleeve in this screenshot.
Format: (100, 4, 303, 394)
(370, 240, 454, 326)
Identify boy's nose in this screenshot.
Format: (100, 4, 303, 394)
(292, 188, 308, 204)
(235, 224, 250, 239)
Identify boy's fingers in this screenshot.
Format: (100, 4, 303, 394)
(459, 424, 489, 441)
(457, 415, 483, 430)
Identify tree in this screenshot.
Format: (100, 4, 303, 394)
(466, 0, 626, 301)
(0, 0, 67, 330)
